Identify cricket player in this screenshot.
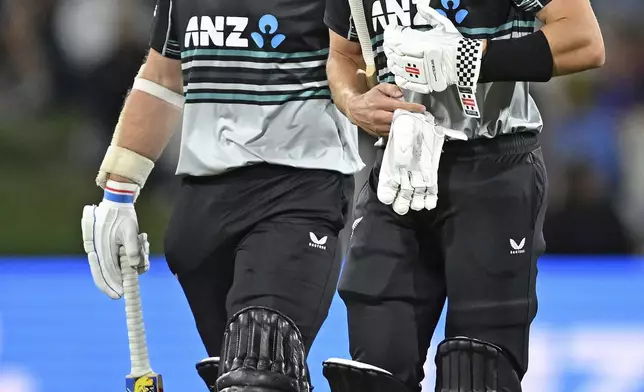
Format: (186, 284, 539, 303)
(77, 0, 424, 391)
(321, 0, 604, 391)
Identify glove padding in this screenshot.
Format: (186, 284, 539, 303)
(378, 110, 465, 215)
(81, 183, 150, 299)
(377, 109, 417, 215)
(383, 1, 484, 117)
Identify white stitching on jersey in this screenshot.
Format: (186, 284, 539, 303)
(162, 0, 174, 56)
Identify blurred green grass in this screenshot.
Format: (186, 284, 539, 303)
(0, 112, 170, 254)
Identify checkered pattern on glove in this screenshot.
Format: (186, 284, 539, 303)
(457, 38, 483, 89)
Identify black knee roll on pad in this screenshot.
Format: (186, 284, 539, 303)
(435, 337, 522, 392)
(196, 357, 220, 391)
(322, 358, 411, 392)
(217, 306, 310, 392)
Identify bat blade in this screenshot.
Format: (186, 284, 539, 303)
(126, 373, 164, 392)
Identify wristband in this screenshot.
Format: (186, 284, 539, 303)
(103, 180, 138, 204)
(96, 145, 155, 190)
(479, 30, 554, 83)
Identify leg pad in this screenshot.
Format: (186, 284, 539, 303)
(217, 306, 310, 392)
(435, 337, 522, 392)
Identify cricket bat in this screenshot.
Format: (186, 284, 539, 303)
(121, 248, 164, 392)
(348, 0, 378, 89)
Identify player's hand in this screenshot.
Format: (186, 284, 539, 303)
(347, 83, 426, 137)
(81, 180, 150, 299)
(383, 1, 484, 94)
(378, 110, 467, 214)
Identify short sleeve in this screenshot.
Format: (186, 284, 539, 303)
(512, 0, 553, 13)
(149, 0, 181, 59)
(324, 0, 359, 42)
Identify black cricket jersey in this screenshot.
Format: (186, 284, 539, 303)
(324, 0, 553, 140)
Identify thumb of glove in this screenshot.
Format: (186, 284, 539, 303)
(119, 220, 143, 270)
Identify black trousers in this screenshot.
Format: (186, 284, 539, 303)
(164, 164, 353, 357)
(338, 133, 548, 391)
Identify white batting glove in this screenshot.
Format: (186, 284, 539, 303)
(81, 180, 150, 299)
(378, 110, 466, 214)
(415, 113, 467, 211)
(383, 0, 484, 117)
(377, 110, 417, 215)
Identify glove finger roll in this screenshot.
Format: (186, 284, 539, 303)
(393, 169, 413, 215)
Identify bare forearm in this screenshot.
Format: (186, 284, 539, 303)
(114, 90, 180, 162)
(537, 0, 604, 76)
(327, 50, 368, 122)
(111, 52, 183, 162)
(541, 18, 604, 76)
(103, 51, 183, 185)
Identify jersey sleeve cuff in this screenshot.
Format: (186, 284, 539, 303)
(324, 14, 359, 42)
(150, 40, 181, 60)
(513, 0, 552, 13)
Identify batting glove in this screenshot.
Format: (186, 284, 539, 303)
(378, 110, 466, 214)
(383, 0, 484, 117)
(416, 113, 467, 211)
(377, 109, 416, 215)
(81, 180, 150, 299)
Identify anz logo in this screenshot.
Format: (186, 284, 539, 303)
(372, 0, 426, 31)
(371, 0, 468, 32)
(436, 0, 469, 24)
(251, 14, 286, 49)
(184, 16, 249, 48)
(184, 14, 286, 49)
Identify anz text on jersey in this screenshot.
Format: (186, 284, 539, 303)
(184, 14, 286, 49)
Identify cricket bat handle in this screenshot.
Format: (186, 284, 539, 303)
(122, 258, 153, 377)
(365, 65, 378, 90)
(406, 90, 424, 104)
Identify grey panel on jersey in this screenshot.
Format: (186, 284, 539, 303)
(177, 100, 363, 176)
(148, 0, 365, 177)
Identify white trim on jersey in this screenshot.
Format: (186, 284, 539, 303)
(181, 59, 327, 71)
(161, 0, 174, 56)
(184, 80, 328, 93)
